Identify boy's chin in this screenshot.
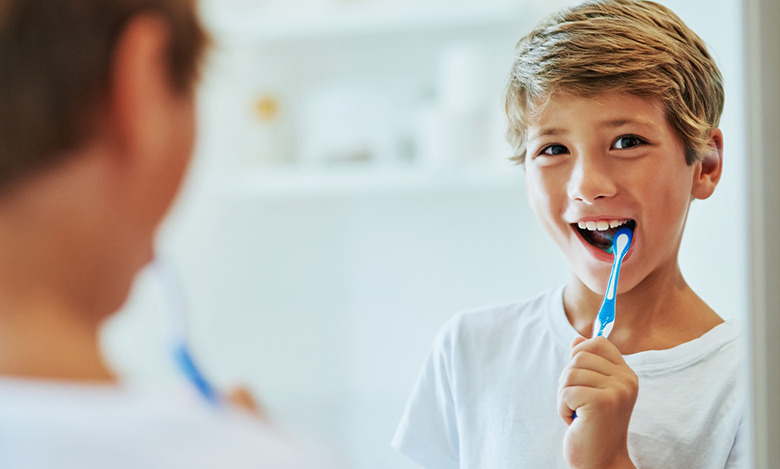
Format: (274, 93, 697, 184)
(581, 278, 610, 297)
(572, 268, 619, 297)
(573, 269, 639, 299)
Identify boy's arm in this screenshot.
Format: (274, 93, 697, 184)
(558, 336, 639, 469)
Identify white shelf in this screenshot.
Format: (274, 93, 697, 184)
(215, 163, 523, 199)
(202, 2, 536, 43)
(196, 1, 540, 202)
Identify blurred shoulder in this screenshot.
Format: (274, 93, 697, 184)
(436, 285, 565, 350)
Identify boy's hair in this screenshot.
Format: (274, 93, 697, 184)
(0, 0, 208, 191)
(505, 0, 724, 165)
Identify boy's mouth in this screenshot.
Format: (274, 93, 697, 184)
(573, 219, 636, 253)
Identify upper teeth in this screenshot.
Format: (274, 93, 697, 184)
(577, 219, 629, 231)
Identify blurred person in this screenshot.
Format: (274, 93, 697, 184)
(0, 1, 343, 467)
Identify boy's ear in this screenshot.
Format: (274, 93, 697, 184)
(691, 128, 724, 200)
(107, 14, 174, 164)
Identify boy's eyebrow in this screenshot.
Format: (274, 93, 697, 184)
(528, 127, 568, 140)
(598, 118, 658, 129)
(528, 118, 660, 141)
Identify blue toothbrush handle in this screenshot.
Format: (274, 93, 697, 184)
(153, 258, 220, 407)
(571, 296, 616, 420)
(592, 227, 632, 339)
(594, 300, 616, 338)
(576, 227, 632, 419)
(172, 344, 220, 405)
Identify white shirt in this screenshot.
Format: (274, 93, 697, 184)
(0, 379, 343, 469)
(393, 286, 746, 468)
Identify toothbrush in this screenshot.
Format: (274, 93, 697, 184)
(572, 227, 633, 419)
(592, 227, 633, 339)
(152, 258, 220, 406)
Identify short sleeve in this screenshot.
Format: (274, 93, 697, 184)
(391, 322, 460, 469)
(724, 413, 747, 468)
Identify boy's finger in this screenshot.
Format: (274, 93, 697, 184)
(569, 335, 588, 350)
(558, 386, 578, 424)
(559, 366, 605, 388)
(570, 336, 624, 364)
(225, 386, 269, 421)
(568, 350, 619, 376)
(558, 385, 600, 423)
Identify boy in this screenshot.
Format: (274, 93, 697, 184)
(392, 1, 744, 468)
(0, 1, 341, 467)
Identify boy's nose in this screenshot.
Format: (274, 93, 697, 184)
(566, 154, 618, 203)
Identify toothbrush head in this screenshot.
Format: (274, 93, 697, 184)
(606, 226, 633, 255)
(613, 227, 633, 257)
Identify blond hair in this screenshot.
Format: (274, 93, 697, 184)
(505, 0, 723, 164)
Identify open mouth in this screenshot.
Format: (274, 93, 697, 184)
(573, 219, 636, 253)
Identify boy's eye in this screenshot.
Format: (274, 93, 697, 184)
(613, 135, 647, 150)
(540, 144, 569, 156)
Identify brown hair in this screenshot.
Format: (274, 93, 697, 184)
(505, 0, 724, 164)
(0, 0, 208, 190)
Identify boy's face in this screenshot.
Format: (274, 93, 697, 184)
(523, 92, 698, 295)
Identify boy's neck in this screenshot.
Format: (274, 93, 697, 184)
(563, 265, 723, 355)
(0, 300, 116, 382)
(0, 148, 123, 383)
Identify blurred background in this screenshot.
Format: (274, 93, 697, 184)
(100, 0, 748, 467)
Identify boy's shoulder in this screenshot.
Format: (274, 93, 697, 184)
(435, 285, 569, 352)
(625, 319, 744, 375)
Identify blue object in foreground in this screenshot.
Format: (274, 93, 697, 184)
(592, 227, 633, 338)
(152, 257, 220, 407)
(172, 343, 220, 405)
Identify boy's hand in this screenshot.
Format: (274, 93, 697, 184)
(558, 336, 638, 469)
(225, 386, 269, 422)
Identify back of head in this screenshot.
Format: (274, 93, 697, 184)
(0, 0, 207, 193)
(505, 0, 724, 164)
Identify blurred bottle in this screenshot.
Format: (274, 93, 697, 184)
(246, 90, 292, 167)
(414, 42, 490, 169)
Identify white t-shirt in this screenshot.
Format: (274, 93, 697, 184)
(393, 286, 746, 468)
(0, 379, 344, 469)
